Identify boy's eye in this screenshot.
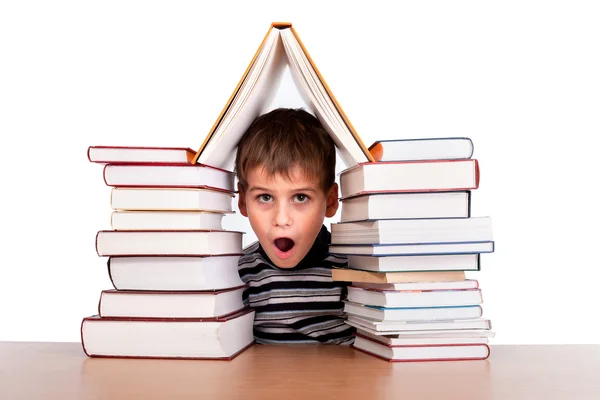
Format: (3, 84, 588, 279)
(257, 194, 272, 203)
(294, 194, 309, 203)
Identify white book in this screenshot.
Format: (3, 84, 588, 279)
(353, 335, 490, 361)
(339, 159, 479, 198)
(346, 316, 491, 333)
(340, 191, 470, 222)
(96, 230, 243, 256)
(329, 241, 494, 256)
(351, 280, 479, 291)
(81, 309, 255, 360)
(347, 287, 483, 308)
(331, 217, 493, 245)
(347, 253, 480, 273)
(344, 301, 483, 322)
(368, 137, 474, 162)
(110, 187, 234, 212)
(108, 256, 244, 291)
(103, 163, 235, 191)
(355, 328, 496, 338)
(110, 211, 224, 231)
(98, 287, 246, 318)
(355, 328, 492, 346)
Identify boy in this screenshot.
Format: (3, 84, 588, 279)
(235, 108, 355, 344)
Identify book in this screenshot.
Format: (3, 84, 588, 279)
(95, 230, 243, 256)
(339, 159, 479, 198)
(368, 137, 474, 162)
(331, 269, 466, 284)
(110, 187, 234, 212)
(329, 241, 495, 256)
(355, 328, 496, 338)
(102, 163, 235, 191)
(347, 287, 483, 308)
(353, 335, 490, 362)
(346, 316, 491, 333)
(108, 256, 244, 291)
(88, 145, 196, 164)
(192, 22, 374, 170)
(355, 328, 492, 346)
(111, 211, 224, 231)
(98, 286, 246, 318)
(340, 191, 470, 222)
(347, 254, 480, 273)
(351, 279, 479, 291)
(331, 217, 493, 245)
(344, 301, 483, 322)
(81, 309, 255, 360)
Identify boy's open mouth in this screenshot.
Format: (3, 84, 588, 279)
(274, 237, 295, 253)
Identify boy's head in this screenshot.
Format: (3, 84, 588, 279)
(235, 108, 339, 268)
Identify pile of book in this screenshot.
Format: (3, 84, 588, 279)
(331, 137, 495, 362)
(80, 146, 254, 360)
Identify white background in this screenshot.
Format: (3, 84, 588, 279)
(1, 1, 599, 344)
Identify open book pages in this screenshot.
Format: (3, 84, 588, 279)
(194, 24, 372, 170)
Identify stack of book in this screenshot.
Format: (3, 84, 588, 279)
(330, 137, 495, 362)
(80, 146, 255, 360)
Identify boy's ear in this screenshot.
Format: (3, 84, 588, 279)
(325, 183, 339, 218)
(238, 183, 248, 217)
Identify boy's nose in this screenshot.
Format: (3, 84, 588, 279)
(273, 203, 292, 227)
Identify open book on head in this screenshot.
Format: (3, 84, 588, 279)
(193, 22, 374, 170)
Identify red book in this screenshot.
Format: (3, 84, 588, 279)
(353, 334, 490, 362)
(88, 145, 196, 164)
(87, 145, 235, 191)
(81, 308, 255, 360)
(339, 159, 479, 198)
(102, 162, 235, 191)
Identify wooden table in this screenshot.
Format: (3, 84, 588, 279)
(1, 342, 599, 399)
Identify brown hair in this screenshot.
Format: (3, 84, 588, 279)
(235, 108, 336, 193)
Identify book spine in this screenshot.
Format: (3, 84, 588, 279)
(474, 159, 480, 189)
(467, 191, 472, 218)
(369, 142, 383, 162)
(106, 257, 117, 290)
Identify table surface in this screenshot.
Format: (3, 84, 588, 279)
(1, 341, 599, 400)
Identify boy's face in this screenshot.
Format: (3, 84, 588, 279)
(238, 165, 339, 269)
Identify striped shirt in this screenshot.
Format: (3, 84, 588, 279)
(238, 225, 355, 345)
